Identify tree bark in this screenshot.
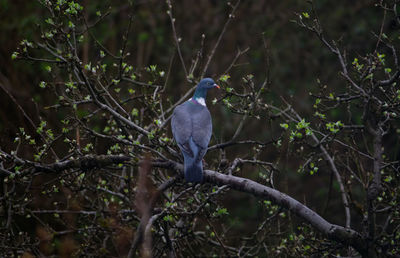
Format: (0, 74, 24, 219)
(18, 155, 369, 256)
(203, 169, 367, 256)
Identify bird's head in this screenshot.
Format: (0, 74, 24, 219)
(197, 78, 220, 90)
(194, 78, 220, 99)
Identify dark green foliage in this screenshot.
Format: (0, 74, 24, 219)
(1, 0, 400, 257)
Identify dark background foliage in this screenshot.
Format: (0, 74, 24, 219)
(1, 0, 399, 257)
(0, 0, 377, 224)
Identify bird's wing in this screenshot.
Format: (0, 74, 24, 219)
(192, 107, 212, 151)
(171, 104, 193, 157)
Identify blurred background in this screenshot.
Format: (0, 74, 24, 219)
(0, 0, 385, 253)
(0, 0, 382, 137)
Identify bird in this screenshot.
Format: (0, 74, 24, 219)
(171, 78, 220, 183)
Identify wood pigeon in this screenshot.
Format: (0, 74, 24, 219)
(171, 78, 220, 183)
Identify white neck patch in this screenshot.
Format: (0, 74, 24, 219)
(190, 97, 206, 106)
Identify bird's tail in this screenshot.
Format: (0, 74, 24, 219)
(184, 157, 203, 183)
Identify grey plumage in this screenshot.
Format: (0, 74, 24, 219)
(171, 78, 219, 182)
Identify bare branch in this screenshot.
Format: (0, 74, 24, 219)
(166, 0, 188, 78)
(201, 0, 241, 77)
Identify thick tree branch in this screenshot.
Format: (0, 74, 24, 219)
(2, 152, 368, 255)
(366, 124, 384, 249)
(203, 169, 367, 256)
(152, 160, 367, 256)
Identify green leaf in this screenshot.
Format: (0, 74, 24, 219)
(84, 63, 91, 71)
(280, 123, 289, 130)
(163, 215, 173, 222)
(131, 108, 139, 117)
(11, 52, 18, 60)
(296, 119, 310, 130)
(217, 207, 228, 215)
(65, 81, 76, 89)
(314, 111, 326, 119)
(39, 81, 47, 88)
(45, 18, 54, 25)
(68, 21, 75, 28)
(219, 74, 231, 82)
(384, 176, 392, 183)
(377, 53, 385, 65)
(45, 31, 54, 39)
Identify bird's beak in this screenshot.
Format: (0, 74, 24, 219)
(213, 84, 220, 89)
